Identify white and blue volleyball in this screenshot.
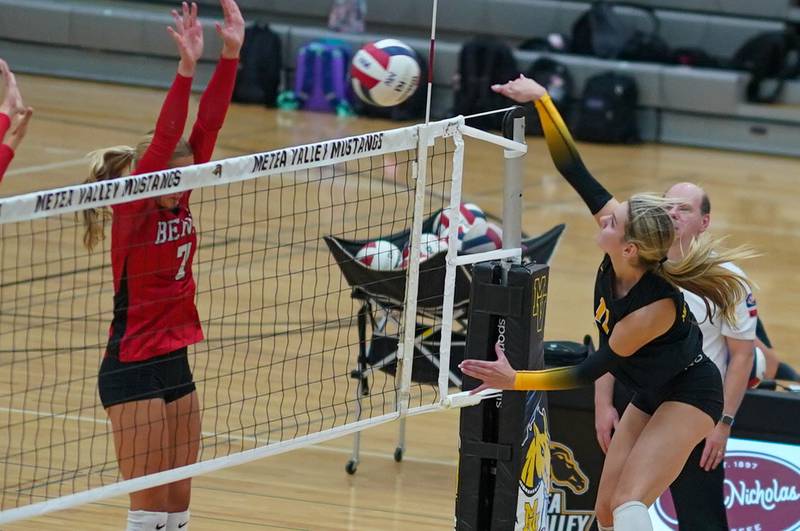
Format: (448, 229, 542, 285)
(460, 202, 487, 229)
(462, 220, 503, 254)
(351, 39, 421, 107)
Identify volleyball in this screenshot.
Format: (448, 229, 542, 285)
(400, 233, 446, 268)
(460, 203, 487, 228)
(432, 202, 487, 240)
(462, 220, 503, 254)
(749, 346, 767, 388)
(351, 39, 421, 107)
(355, 240, 402, 270)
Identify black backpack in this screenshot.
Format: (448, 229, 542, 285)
(572, 1, 671, 64)
(732, 31, 800, 103)
(353, 54, 429, 121)
(452, 36, 520, 130)
(574, 72, 640, 144)
(233, 23, 283, 106)
(523, 57, 574, 135)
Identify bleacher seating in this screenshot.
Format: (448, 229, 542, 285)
(1, 0, 799, 155)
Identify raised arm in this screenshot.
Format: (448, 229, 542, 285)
(1, 59, 32, 180)
(189, 0, 243, 164)
(134, 2, 203, 175)
(492, 75, 619, 226)
(0, 108, 33, 180)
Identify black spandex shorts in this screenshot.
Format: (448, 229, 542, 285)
(631, 357, 723, 423)
(98, 347, 196, 408)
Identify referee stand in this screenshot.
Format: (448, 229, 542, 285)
(454, 108, 552, 530)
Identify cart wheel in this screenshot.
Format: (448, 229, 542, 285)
(394, 447, 403, 462)
(345, 460, 358, 475)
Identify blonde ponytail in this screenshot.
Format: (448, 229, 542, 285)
(81, 134, 193, 250)
(624, 193, 757, 327)
(660, 234, 757, 326)
(81, 146, 135, 251)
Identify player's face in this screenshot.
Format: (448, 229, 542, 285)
(155, 155, 194, 210)
(596, 201, 629, 255)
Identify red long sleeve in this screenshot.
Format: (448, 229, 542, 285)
(134, 73, 194, 175)
(0, 112, 9, 140)
(112, 73, 193, 218)
(189, 57, 238, 164)
(0, 113, 12, 181)
(0, 144, 13, 181)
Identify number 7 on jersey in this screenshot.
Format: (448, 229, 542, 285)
(175, 242, 192, 280)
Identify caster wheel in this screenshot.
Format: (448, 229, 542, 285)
(345, 460, 358, 475)
(394, 447, 403, 462)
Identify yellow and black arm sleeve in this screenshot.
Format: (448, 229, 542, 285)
(533, 94, 613, 215)
(513, 342, 619, 391)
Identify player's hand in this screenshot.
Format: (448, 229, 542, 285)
(0, 60, 26, 118)
(6, 107, 33, 151)
(491, 74, 547, 103)
(459, 342, 517, 394)
(168, 2, 204, 76)
(216, 0, 245, 59)
(594, 404, 619, 455)
(700, 422, 730, 471)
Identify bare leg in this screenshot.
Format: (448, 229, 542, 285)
(594, 404, 651, 527)
(165, 391, 201, 513)
(611, 401, 714, 510)
(106, 399, 172, 511)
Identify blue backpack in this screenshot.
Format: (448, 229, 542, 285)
(278, 39, 354, 116)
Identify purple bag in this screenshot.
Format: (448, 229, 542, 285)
(294, 40, 354, 114)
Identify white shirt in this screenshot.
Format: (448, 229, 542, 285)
(681, 262, 757, 379)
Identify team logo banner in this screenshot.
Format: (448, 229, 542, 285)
(652, 438, 800, 531)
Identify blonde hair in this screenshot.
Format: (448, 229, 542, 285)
(81, 134, 192, 251)
(624, 193, 757, 326)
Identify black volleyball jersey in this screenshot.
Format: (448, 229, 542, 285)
(593, 255, 705, 393)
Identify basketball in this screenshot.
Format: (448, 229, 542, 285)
(355, 240, 402, 270)
(351, 39, 421, 107)
(461, 220, 503, 254)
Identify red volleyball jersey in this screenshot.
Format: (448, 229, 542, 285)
(107, 58, 237, 362)
(108, 194, 201, 361)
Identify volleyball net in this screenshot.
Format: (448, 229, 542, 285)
(0, 115, 528, 524)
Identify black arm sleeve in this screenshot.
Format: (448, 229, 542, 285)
(534, 95, 614, 215)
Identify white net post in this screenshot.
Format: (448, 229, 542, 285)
(396, 125, 430, 418)
(436, 121, 465, 401)
(502, 107, 527, 256)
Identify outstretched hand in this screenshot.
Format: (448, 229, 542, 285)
(6, 107, 33, 151)
(0, 59, 26, 117)
(168, 2, 204, 76)
(491, 74, 548, 103)
(458, 342, 517, 394)
(216, 0, 245, 59)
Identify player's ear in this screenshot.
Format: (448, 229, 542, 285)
(622, 241, 638, 260)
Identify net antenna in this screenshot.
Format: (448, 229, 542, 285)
(424, 0, 439, 124)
